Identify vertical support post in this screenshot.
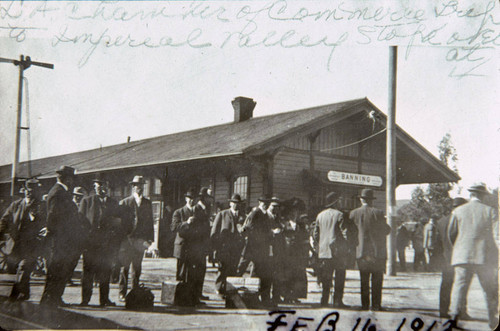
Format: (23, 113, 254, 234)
(386, 46, 398, 276)
(11, 55, 25, 198)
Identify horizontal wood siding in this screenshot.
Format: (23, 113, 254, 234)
(215, 173, 230, 207)
(316, 124, 359, 157)
(282, 122, 360, 158)
(249, 167, 263, 208)
(314, 155, 358, 174)
(273, 150, 309, 202)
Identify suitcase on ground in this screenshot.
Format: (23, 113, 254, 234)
(225, 277, 261, 309)
(174, 281, 195, 307)
(161, 281, 179, 305)
(125, 284, 154, 310)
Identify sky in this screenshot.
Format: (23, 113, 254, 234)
(0, 0, 499, 199)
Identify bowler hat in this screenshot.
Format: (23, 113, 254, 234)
(467, 183, 489, 194)
(360, 189, 376, 200)
(270, 197, 281, 205)
(56, 165, 76, 177)
(24, 178, 40, 188)
(452, 197, 467, 207)
(258, 195, 271, 202)
(324, 191, 339, 208)
(92, 174, 105, 184)
(229, 193, 242, 203)
(72, 186, 86, 196)
(184, 190, 195, 198)
(129, 175, 145, 185)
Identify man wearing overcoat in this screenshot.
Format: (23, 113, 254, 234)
(171, 190, 196, 282)
(0, 179, 46, 301)
(41, 165, 83, 307)
(436, 197, 467, 318)
(210, 193, 244, 296)
(237, 195, 273, 305)
(118, 175, 154, 301)
(448, 183, 499, 329)
(349, 188, 390, 311)
(313, 191, 349, 307)
(79, 177, 123, 307)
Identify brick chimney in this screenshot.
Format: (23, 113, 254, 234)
(232, 96, 256, 123)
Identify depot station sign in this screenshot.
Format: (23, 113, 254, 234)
(327, 171, 383, 187)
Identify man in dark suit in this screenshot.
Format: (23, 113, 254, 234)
(40, 165, 83, 307)
(210, 194, 244, 296)
(171, 188, 211, 305)
(0, 179, 46, 301)
(436, 197, 467, 318)
(171, 190, 196, 283)
(118, 175, 154, 301)
(313, 192, 349, 307)
(349, 189, 391, 311)
(79, 177, 123, 307)
(237, 195, 273, 305)
(448, 183, 499, 329)
(190, 188, 212, 302)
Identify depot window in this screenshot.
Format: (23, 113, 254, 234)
(233, 175, 248, 200)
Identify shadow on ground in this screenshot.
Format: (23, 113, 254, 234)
(0, 296, 137, 330)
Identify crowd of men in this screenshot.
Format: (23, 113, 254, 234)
(0, 165, 498, 328)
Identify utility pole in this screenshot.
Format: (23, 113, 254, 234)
(386, 46, 397, 276)
(0, 55, 54, 197)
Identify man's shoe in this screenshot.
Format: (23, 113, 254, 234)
(119, 294, 126, 302)
(100, 300, 116, 307)
(333, 302, 348, 309)
(79, 301, 90, 307)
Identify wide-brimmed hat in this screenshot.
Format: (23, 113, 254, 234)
(229, 193, 242, 203)
(452, 197, 467, 207)
(324, 191, 339, 207)
(467, 183, 489, 194)
(24, 178, 40, 188)
(56, 165, 76, 177)
(359, 189, 376, 200)
(129, 175, 145, 185)
(258, 195, 271, 202)
(184, 190, 195, 198)
(72, 186, 86, 196)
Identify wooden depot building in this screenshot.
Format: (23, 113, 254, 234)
(0, 97, 460, 249)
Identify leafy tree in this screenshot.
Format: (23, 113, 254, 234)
(398, 134, 459, 223)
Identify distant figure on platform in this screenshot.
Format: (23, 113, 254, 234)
(0, 179, 47, 301)
(448, 183, 499, 329)
(423, 216, 441, 271)
(79, 177, 123, 307)
(41, 166, 82, 307)
(268, 197, 285, 304)
(72, 187, 87, 209)
(436, 197, 467, 319)
(282, 199, 309, 303)
(158, 203, 174, 258)
(350, 189, 391, 311)
(210, 193, 244, 296)
(237, 195, 273, 305)
(396, 224, 409, 271)
(118, 175, 154, 302)
(412, 221, 426, 271)
(313, 192, 349, 307)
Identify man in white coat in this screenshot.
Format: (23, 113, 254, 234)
(448, 183, 498, 329)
